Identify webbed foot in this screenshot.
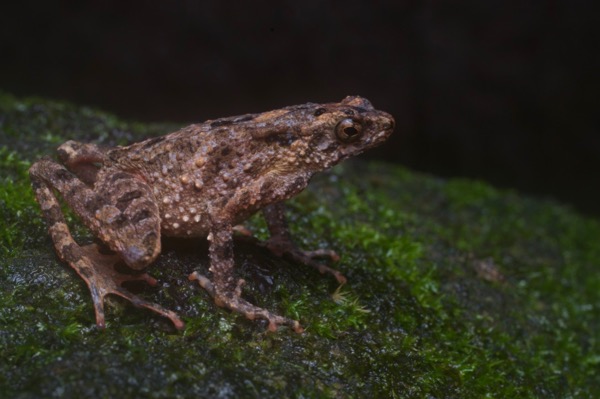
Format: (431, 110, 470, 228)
(188, 272, 304, 333)
(73, 244, 185, 330)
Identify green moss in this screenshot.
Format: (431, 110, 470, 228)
(0, 147, 40, 256)
(1, 92, 599, 398)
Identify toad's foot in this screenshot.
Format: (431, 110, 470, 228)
(188, 272, 304, 333)
(73, 244, 185, 330)
(263, 239, 347, 285)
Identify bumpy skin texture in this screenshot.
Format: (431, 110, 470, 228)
(29, 96, 395, 332)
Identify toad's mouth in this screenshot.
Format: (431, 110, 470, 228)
(340, 124, 394, 158)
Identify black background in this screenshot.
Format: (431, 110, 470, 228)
(1, 1, 598, 216)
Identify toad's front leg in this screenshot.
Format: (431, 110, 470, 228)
(262, 203, 347, 285)
(29, 158, 184, 330)
(189, 222, 303, 333)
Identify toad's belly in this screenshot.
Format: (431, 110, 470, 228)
(160, 211, 211, 237)
(158, 204, 260, 238)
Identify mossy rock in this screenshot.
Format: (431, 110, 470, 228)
(1, 91, 598, 398)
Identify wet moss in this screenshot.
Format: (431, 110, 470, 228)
(1, 91, 599, 398)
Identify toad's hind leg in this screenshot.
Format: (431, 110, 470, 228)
(29, 158, 184, 329)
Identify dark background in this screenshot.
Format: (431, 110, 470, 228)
(1, 1, 598, 216)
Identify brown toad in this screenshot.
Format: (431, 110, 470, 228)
(29, 95, 394, 333)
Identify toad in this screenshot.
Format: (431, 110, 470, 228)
(29, 96, 394, 332)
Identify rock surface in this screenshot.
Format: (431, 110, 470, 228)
(1, 91, 598, 398)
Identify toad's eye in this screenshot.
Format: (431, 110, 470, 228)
(335, 118, 363, 143)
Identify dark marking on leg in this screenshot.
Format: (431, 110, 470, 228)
(111, 212, 128, 228)
(109, 171, 134, 184)
(131, 209, 151, 223)
(46, 203, 66, 222)
(66, 185, 81, 201)
(85, 196, 103, 213)
(55, 169, 74, 182)
(116, 190, 142, 211)
(142, 231, 158, 249)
